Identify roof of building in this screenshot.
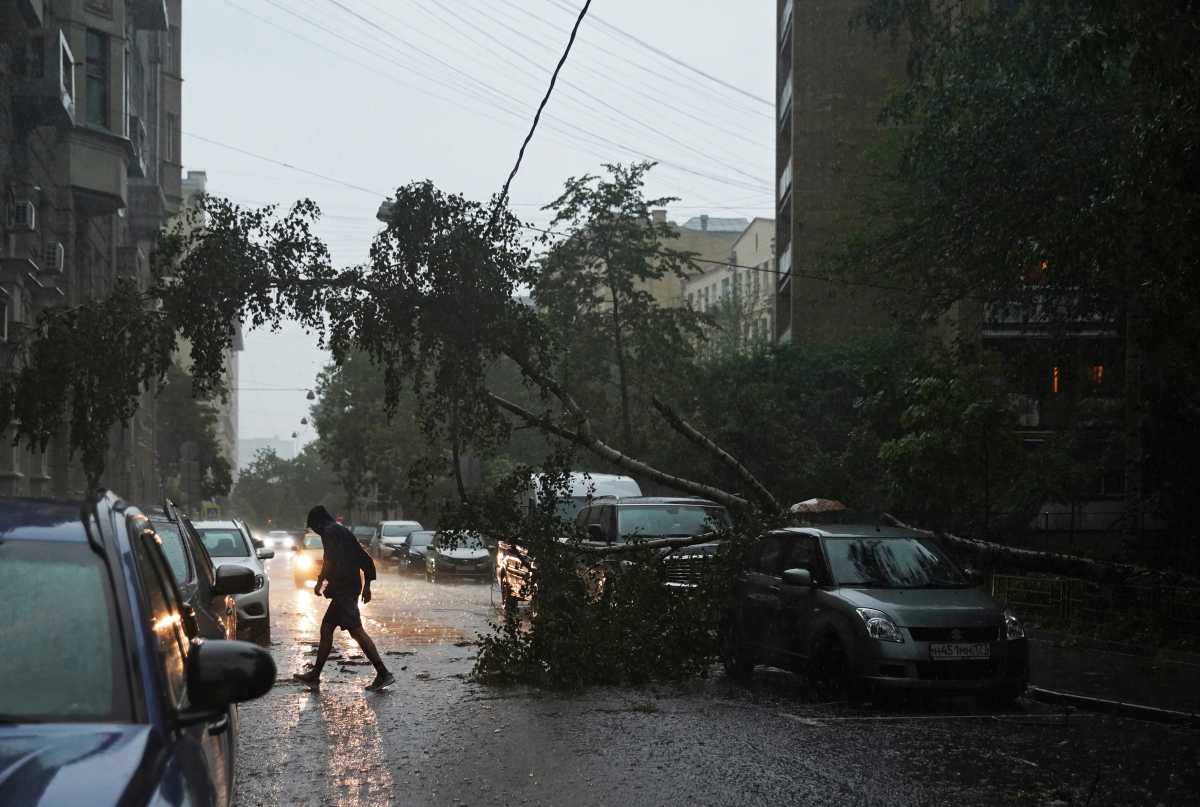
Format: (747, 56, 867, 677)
(681, 216, 750, 233)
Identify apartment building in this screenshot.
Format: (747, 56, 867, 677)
(774, 0, 908, 345)
(683, 217, 775, 352)
(0, 0, 183, 499)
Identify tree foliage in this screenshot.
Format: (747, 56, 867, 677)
(230, 444, 344, 529)
(156, 362, 233, 500)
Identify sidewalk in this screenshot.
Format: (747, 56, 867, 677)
(1027, 629, 1200, 717)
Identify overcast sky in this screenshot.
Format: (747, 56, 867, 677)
(181, 0, 775, 458)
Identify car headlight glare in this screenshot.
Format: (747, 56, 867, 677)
(1003, 608, 1025, 640)
(254, 573, 265, 591)
(856, 608, 904, 643)
(296, 555, 314, 571)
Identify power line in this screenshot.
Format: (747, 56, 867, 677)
(496, 0, 593, 211)
(544, 0, 774, 110)
(182, 131, 386, 196)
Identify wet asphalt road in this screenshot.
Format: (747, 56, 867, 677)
(233, 553, 1200, 807)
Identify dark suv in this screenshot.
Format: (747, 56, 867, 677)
(719, 525, 1029, 702)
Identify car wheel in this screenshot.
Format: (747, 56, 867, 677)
(718, 616, 755, 681)
(810, 631, 865, 701)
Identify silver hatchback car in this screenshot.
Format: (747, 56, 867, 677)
(720, 525, 1029, 702)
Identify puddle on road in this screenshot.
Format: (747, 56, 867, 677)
(366, 612, 468, 645)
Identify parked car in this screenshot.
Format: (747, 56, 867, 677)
(192, 520, 275, 645)
(716, 525, 1029, 702)
(0, 493, 275, 807)
(350, 525, 376, 548)
(497, 496, 731, 606)
(392, 529, 435, 574)
(149, 506, 242, 642)
(426, 532, 492, 583)
(293, 530, 325, 588)
(372, 520, 423, 561)
(517, 471, 643, 520)
(263, 529, 297, 551)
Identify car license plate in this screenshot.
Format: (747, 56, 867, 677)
(929, 643, 991, 660)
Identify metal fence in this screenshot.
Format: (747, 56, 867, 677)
(992, 574, 1200, 637)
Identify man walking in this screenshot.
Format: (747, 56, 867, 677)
(293, 505, 395, 691)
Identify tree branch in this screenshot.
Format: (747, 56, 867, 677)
(489, 393, 751, 511)
(651, 396, 780, 513)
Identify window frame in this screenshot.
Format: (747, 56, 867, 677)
(85, 28, 109, 128)
(130, 520, 190, 710)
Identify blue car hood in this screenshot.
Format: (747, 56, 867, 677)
(0, 724, 155, 806)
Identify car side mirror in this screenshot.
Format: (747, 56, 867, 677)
(256, 548, 275, 560)
(587, 524, 606, 542)
(213, 564, 256, 596)
(184, 639, 276, 715)
(782, 568, 813, 587)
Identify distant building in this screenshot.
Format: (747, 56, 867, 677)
(238, 437, 295, 471)
(683, 217, 775, 354)
(0, 0, 184, 499)
(637, 210, 747, 309)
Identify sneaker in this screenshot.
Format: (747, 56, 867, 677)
(292, 670, 320, 688)
(365, 671, 395, 692)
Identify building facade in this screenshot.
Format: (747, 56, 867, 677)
(0, 0, 183, 500)
(774, 0, 908, 345)
(683, 216, 776, 355)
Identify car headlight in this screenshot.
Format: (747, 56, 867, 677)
(254, 573, 265, 591)
(296, 555, 314, 571)
(1002, 608, 1025, 640)
(855, 608, 904, 643)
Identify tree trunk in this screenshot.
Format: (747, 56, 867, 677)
(605, 259, 634, 450)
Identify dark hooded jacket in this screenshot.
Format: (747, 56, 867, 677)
(307, 506, 377, 594)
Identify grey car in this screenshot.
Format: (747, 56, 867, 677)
(192, 520, 275, 645)
(718, 525, 1029, 702)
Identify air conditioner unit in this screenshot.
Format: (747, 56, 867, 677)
(14, 30, 75, 127)
(41, 241, 64, 274)
(8, 201, 37, 233)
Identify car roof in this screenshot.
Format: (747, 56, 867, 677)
(380, 520, 421, 525)
(589, 496, 723, 507)
(0, 497, 89, 542)
(776, 524, 927, 539)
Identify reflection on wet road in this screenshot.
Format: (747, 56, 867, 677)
(233, 553, 1200, 806)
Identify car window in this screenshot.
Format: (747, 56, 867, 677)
(437, 533, 484, 550)
(782, 536, 824, 583)
(574, 506, 593, 529)
(153, 521, 192, 585)
(409, 531, 435, 548)
(381, 523, 419, 538)
(132, 523, 188, 706)
(618, 505, 727, 540)
(753, 537, 785, 576)
(823, 537, 968, 588)
(184, 521, 216, 587)
(197, 528, 250, 557)
(0, 538, 131, 722)
(303, 533, 323, 550)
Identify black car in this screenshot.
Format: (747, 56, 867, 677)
(425, 532, 492, 583)
(392, 529, 436, 574)
(350, 525, 376, 548)
(0, 493, 275, 807)
(150, 504, 246, 642)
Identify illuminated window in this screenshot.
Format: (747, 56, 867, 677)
(1051, 366, 1062, 395)
(1090, 365, 1105, 385)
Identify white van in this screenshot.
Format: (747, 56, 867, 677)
(521, 471, 643, 520)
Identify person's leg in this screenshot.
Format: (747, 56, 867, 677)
(349, 625, 388, 676)
(313, 611, 338, 675)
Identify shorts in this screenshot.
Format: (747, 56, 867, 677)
(322, 589, 362, 632)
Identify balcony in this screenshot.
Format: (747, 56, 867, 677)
(128, 179, 167, 240)
(982, 290, 1116, 338)
(13, 30, 74, 128)
(778, 158, 793, 202)
(779, 74, 792, 126)
(127, 113, 148, 178)
(131, 0, 169, 31)
(66, 126, 128, 216)
(777, 245, 792, 292)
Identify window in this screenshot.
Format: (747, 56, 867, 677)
(823, 537, 967, 588)
(133, 527, 188, 706)
(85, 29, 109, 128)
(617, 505, 729, 541)
(166, 113, 179, 162)
(752, 537, 785, 577)
(197, 528, 249, 558)
(1090, 364, 1105, 385)
(1051, 366, 1062, 395)
(154, 522, 193, 585)
(0, 539, 131, 722)
(686, 292, 694, 308)
(721, 277, 731, 298)
(782, 537, 825, 583)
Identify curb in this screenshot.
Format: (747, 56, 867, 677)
(1028, 686, 1200, 726)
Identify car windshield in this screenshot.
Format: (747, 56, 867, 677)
(823, 537, 968, 588)
(0, 540, 131, 722)
(197, 528, 249, 558)
(154, 522, 191, 585)
(303, 533, 323, 550)
(618, 505, 730, 540)
(409, 531, 435, 548)
(352, 527, 374, 538)
(438, 533, 484, 550)
(381, 523, 419, 538)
